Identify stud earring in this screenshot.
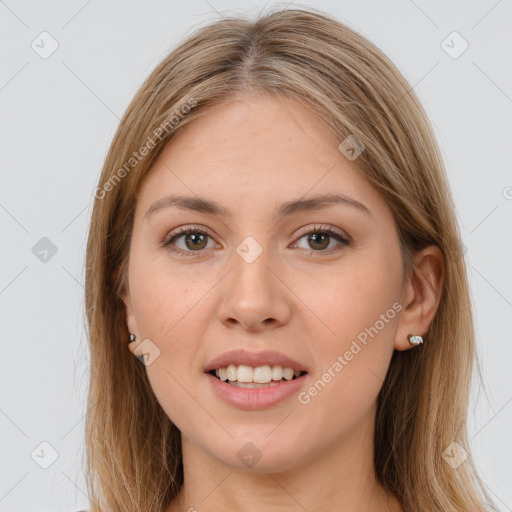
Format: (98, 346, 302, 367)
(129, 333, 136, 343)
(408, 334, 423, 346)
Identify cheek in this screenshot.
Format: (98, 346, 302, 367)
(130, 249, 211, 337)
(128, 252, 217, 411)
(302, 253, 402, 344)
(300, 252, 402, 402)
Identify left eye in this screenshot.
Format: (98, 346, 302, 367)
(293, 229, 349, 252)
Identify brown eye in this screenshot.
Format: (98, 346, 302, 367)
(181, 232, 208, 250)
(164, 224, 349, 258)
(294, 226, 350, 253)
(164, 227, 217, 255)
(307, 233, 331, 250)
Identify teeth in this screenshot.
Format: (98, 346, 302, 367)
(212, 364, 304, 383)
(283, 367, 294, 381)
(252, 365, 271, 383)
(226, 364, 237, 381)
(237, 364, 254, 383)
(229, 381, 281, 388)
(272, 366, 283, 381)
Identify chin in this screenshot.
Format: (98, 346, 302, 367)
(205, 431, 308, 473)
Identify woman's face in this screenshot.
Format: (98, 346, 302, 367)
(122, 93, 410, 472)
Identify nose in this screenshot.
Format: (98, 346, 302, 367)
(215, 240, 292, 333)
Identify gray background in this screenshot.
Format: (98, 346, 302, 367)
(1, 1, 511, 510)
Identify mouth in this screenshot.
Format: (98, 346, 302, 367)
(205, 362, 309, 409)
(207, 366, 308, 389)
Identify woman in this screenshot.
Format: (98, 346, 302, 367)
(84, 7, 498, 512)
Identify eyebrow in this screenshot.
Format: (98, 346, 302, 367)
(144, 192, 371, 220)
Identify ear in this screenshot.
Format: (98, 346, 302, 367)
(395, 244, 445, 351)
(115, 267, 140, 357)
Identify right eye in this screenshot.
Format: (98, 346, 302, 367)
(163, 226, 220, 256)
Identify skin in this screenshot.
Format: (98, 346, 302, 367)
(121, 93, 444, 512)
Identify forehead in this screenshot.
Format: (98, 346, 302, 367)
(135, 94, 385, 221)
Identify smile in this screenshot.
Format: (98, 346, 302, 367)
(205, 368, 309, 409)
(209, 364, 306, 387)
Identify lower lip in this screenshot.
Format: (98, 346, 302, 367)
(205, 372, 308, 410)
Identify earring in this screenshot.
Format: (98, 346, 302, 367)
(129, 333, 136, 343)
(408, 334, 423, 346)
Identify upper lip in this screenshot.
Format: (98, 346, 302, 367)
(204, 349, 309, 373)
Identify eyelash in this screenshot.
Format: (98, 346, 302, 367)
(163, 224, 350, 257)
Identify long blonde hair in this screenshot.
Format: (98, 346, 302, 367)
(84, 7, 498, 511)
